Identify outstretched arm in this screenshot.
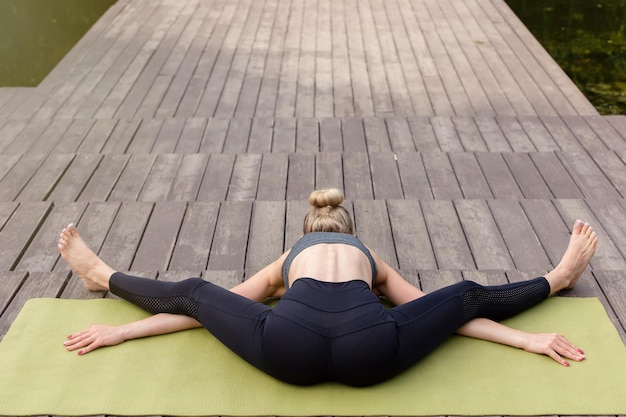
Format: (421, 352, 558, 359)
(456, 318, 585, 366)
(64, 313, 202, 355)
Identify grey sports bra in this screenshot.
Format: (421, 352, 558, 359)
(281, 232, 378, 288)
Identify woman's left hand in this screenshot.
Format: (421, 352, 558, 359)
(521, 332, 586, 366)
(63, 324, 127, 355)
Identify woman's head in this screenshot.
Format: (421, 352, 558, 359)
(303, 188, 354, 235)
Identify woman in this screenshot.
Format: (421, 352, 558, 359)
(59, 189, 596, 386)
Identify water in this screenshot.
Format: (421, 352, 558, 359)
(0, 0, 116, 87)
(505, 0, 626, 115)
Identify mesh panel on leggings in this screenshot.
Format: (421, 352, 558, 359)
(462, 279, 549, 322)
(122, 294, 200, 320)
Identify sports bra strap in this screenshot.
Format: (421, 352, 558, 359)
(281, 232, 378, 288)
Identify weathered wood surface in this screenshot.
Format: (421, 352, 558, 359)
(0, 0, 624, 416)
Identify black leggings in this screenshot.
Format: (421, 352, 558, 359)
(110, 273, 550, 386)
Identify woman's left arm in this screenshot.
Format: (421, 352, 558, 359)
(456, 318, 586, 366)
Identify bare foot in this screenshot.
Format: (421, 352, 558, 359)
(545, 219, 598, 294)
(58, 223, 115, 291)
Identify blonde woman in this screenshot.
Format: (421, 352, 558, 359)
(59, 189, 595, 386)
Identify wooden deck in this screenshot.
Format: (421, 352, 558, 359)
(1, 0, 625, 415)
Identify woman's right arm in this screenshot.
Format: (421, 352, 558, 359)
(64, 313, 202, 355)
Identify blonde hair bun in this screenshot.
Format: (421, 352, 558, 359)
(308, 188, 344, 208)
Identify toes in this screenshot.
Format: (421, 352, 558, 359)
(572, 219, 585, 234)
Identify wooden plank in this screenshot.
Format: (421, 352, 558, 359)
(557, 151, 622, 199)
(272, 118, 296, 152)
(246, 201, 286, 272)
(52, 119, 97, 154)
(286, 153, 315, 200)
(451, 117, 488, 152)
(475, 152, 523, 199)
(586, 151, 626, 198)
(16, 154, 75, 202)
(76, 119, 118, 153)
(353, 200, 398, 269)
(455, 199, 514, 269)
(319, 118, 343, 152)
(107, 154, 156, 201)
(342, 118, 368, 152)
(27, 118, 73, 155)
(246, 118, 274, 153)
(0, 272, 27, 322)
(584, 198, 626, 266)
(517, 116, 560, 151)
(227, 154, 261, 201)
(330, 0, 355, 117)
(138, 154, 183, 202)
(474, 116, 511, 152)
(403, 119, 438, 159)
(100, 118, 142, 153)
(0, 271, 68, 338)
(254, 0, 290, 118)
(166, 154, 209, 201)
(216, 0, 265, 118)
(0, 202, 52, 271)
(497, 116, 536, 152)
(196, 154, 235, 201)
(207, 200, 253, 270)
(174, 117, 207, 154)
(315, 0, 334, 118)
(606, 115, 626, 144)
(395, 152, 434, 200)
(0, 154, 47, 201)
(421, 200, 475, 269)
(528, 152, 583, 199)
(369, 152, 403, 199)
(1, 118, 51, 155)
(196, 0, 253, 117)
(0, 202, 19, 230)
(234, 0, 278, 117)
(487, 199, 551, 271)
(257, 153, 288, 200)
(448, 152, 493, 199)
(14, 203, 87, 272)
(538, 116, 583, 151)
(97, 202, 154, 271)
(131, 201, 188, 271)
(315, 152, 343, 191)
(295, 118, 319, 153)
(387, 200, 437, 270)
(363, 117, 392, 152)
(502, 153, 553, 199)
(593, 270, 626, 339)
(125, 118, 163, 153)
(151, 117, 186, 153)
(560, 115, 607, 152)
(419, 270, 463, 294)
(344, 0, 375, 116)
(134, 74, 172, 118)
(285, 200, 309, 248)
(343, 152, 374, 200)
(462, 270, 509, 286)
(385, 117, 416, 152)
(223, 117, 252, 153)
(422, 152, 463, 199)
(520, 199, 571, 267)
(0, 154, 21, 183)
(78, 154, 130, 202)
(583, 115, 626, 152)
(0, 120, 27, 155)
(169, 202, 220, 271)
(199, 117, 229, 153)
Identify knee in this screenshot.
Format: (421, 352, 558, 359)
(172, 277, 206, 296)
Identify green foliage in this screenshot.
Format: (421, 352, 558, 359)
(507, 0, 626, 114)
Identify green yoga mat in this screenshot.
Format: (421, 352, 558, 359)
(0, 297, 625, 416)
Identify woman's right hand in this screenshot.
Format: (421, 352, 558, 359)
(520, 332, 586, 366)
(63, 323, 127, 355)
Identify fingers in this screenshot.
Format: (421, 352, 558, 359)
(63, 325, 100, 355)
(546, 334, 585, 366)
